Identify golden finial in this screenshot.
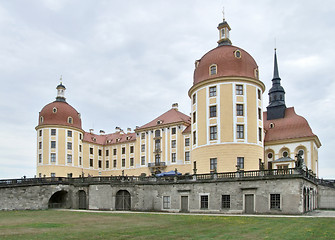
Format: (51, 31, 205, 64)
(222, 7, 225, 20)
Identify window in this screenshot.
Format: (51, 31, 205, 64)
(171, 140, 176, 148)
(221, 28, 225, 38)
(210, 126, 217, 140)
(193, 131, 196, 145)
(155, 154, 160, 163)
(141, 144, 145, 152)
(51, 173, 56, 178)
(258, 89, 261, 100)
(258, 108, 262, 120)
(90, 159, 93, 167)
(155, 130, 160, 138)
(67, 154, 72, 163)
(270, 194, 280, 209)
(193, 94, 196, 104)
(38, 154, 42, 163)
(141, 132, 145, 139)
(130, 146, 134, 153)
(210, 158, 217, 172)
(267, 152, 273, 159)
(222, 195, 230, 209)
(122, 158, 125, 167)
(163, 196, 171, 209)
(106, 160, 109, 169)
(236, 85, 243, 95)
(209, 86, 216, 97)
(79, 133, 82, 140)
(68, 117, 73, 124)
(98, 160, 102, 168)
(39, 130, 42, 137)
(210, 65, 217, 75)
(52, 107, 57, 113)
(193, 112, 196, 123)
(282, 151, 289, 158)
(106, 149, 109, 156)
(90, 147, 93, 155)
(39, 142, 42, 149)
(237, 125, 244, 139)
(185, 138, 190, 146)
(130, 158, 134, 166)
(171, 127, 176, 134)
(67, 142, 72, 150)
(236, 104, 244, 116)
(237, 157, 244, 169)
(67, 130, 72, 137)
(209, 105, 217, 118)
(141, 156, 145, 165)
(50, 153, 56, 163)
(51, 141, 56, 149)
(155, 139, 161, 150)
(234, 50, 241, 58)
(113, 149, 117, 155)
(122, 147, 125, 155)
(79, 156, 82, 165)
(185, 151, 190, 161)
(171, 153, 176, 163)
(79, 145, 82, 152)
(113, 159, 117, 168)
(40, 116, 44, 123)
(259, 128, 262, 142)
(51, 129, 56, 136)
(200, 195, 209, 209)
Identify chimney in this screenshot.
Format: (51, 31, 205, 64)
(89, 129, 94, 134)
(115, 126, 121, 132)
(127, 128, 131, 133)
(172, 103, 178, 110)
(99, 130, 105, 135)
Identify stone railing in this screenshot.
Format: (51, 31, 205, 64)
(0, 167, 321, 188)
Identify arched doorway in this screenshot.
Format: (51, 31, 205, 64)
(78, 190, 87, 209)
(48, 190, 68, 209)
(115, 190, 131, 210)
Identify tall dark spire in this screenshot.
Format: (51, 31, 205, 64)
(267, 49, 286, 120)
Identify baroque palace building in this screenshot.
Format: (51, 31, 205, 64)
(35, 16, 321, 179)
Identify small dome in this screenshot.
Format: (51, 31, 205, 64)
(38, 101, 82, 129)
(193, 45, 258, 86)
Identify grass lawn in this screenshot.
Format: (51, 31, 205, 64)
(0, 210, 334, 240)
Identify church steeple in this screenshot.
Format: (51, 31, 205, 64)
(217, 9, 232, 46)
(267, 49, 286, 120)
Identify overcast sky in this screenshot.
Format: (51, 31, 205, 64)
(0, 0, 334, 179)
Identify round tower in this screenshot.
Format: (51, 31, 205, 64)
(36, 82, 84, 178)
(188, 16, 265, 173)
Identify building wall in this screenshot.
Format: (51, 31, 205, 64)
(189, 77, 264, 173)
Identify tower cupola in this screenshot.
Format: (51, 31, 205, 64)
(217, 9, 232, 46)
(56, 81, 66, 102)
(267, 49, 286, 120)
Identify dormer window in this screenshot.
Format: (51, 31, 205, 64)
(52, 107, 57, 113)
(234, 50, 241, 59)
(209, 64, 217, 76)
(157, 120, 162, 125)
(40, 116, 44, 123)
(68, 117, 73, 124)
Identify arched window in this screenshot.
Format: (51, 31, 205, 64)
(280, 148, 290, 158)
(209, 64, 217, 75)
(68, 117, 73, 124)
(155, 130, 160, 138)
(40, 116, 44, 123)
(52, 107, 57, 113)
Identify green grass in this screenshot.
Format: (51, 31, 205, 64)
(0, 210, 334, 239)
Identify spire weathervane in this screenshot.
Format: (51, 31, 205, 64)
(222, 7, 225, 20)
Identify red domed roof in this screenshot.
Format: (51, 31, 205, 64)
(193, 45, 258, 86)
(38, 101, 82, 129)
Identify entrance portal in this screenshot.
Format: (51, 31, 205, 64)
(180, 196, 188, 212)
(115, 190, 131, 210)
(78, 190, 87, 209)
(245, 194, 255, 214)
(48, 190, 68, 209)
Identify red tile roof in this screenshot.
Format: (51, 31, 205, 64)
(182, 124, 192, 134)
(136, 108, 191, 131)
(193, 45, 258, 86)
(263, 107, 320, 145)
(38, 101, 82, 129)
(83, 131, 136, 145)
